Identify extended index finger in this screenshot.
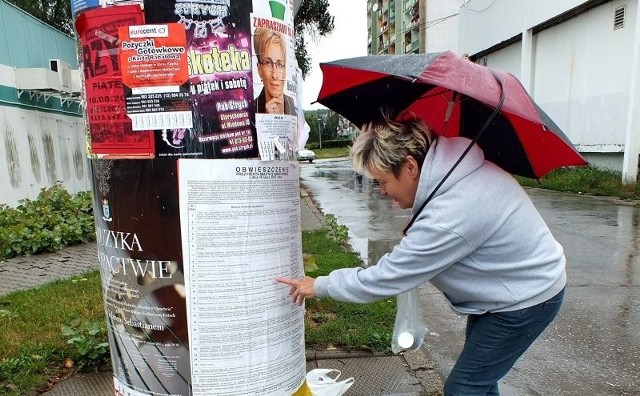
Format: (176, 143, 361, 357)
(275, 277, 299, 287)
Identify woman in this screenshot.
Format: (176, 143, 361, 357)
(277, 116, 566, 395)
(253, 27, 296, 115)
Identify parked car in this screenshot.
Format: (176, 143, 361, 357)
(297, 148, 316, 163)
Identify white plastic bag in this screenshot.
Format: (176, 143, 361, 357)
(391, 287, 428, 354)
(306, 369, 354, 396)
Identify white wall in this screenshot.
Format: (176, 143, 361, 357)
(533, 1, 634, 153)
(459, 0, 592, 55)
(484, 42, 522, 79)
(424, 0, 460, 53)
(459, 0, 527, 55)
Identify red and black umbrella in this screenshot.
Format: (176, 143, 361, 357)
(316, 51, 587, 180)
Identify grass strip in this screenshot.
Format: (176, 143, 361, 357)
(0, 272, 104, 394)
(516, 166, 640, 200)
(303, 229, 396, 352)
(314, 147, 351, 159)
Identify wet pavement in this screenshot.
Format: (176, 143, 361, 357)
(300, 158, 640, 396)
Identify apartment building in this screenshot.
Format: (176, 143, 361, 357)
(367, 0, 461, 55)
(368, 0, 425, 55)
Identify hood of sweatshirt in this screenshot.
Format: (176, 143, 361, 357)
(412, 136, 485, 216)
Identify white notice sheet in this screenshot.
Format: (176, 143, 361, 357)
(178, 159, 305, 396)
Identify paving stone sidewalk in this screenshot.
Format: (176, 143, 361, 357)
(0, 243, 98, 297)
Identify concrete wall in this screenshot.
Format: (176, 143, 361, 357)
(0, 91, 89, 207)
(483, 42, 522, 78)
(423, 0, 460, 53)
(533, 1, 634, 155)
(458, 0, 593, 56)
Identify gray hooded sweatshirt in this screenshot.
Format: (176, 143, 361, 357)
(314, 136, 566, 314)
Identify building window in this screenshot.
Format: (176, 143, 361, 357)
(614, 6, 626, 30)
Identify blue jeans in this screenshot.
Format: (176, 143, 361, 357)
(444, 288, 565, 396)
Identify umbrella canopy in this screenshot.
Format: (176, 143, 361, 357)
(316, 51, 587, 179)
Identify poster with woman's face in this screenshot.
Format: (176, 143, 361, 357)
(250, 0, 299, 160)
(253, 27, 294, 116)
(251, 0, 296, 117)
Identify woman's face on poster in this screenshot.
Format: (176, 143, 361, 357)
(258, 41, 286, 100)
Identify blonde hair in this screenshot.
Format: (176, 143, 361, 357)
(350, 117, 433, 178)
(253, 27, 286, 62)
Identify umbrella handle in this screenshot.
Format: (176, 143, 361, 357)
(444, 98, 455, 122)
(441, 92, 461, 138)
(402, 70, 506, 236)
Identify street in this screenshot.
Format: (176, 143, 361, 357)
(299, 158, 640, 396)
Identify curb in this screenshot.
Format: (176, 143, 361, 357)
(523, 186, 640, 206)
(306, 349, 388, 361)
(300, 186, 326, 226)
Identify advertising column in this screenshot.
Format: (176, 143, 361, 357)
(73, 0, 309, 395)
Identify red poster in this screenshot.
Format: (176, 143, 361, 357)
(75, 6, 155, 157)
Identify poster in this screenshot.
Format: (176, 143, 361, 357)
(119, 23, 193, 132)
(177, 159, 306, 396)
(250, 0, 299, 160)
(75, 6, 155, 157)
(256, 115, 297, 160)
(144, 1, 259, 159)
(91, 159, 191, 396)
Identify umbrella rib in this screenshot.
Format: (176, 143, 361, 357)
(412, 89, 473, 109)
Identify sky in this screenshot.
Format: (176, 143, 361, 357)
(301, 0, 368, 110)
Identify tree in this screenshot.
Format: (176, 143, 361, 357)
(294, 0, 335, 78)
(8, 0, 72, 35)
(304, 110, 322, 145)
(325, 110, 339, 140)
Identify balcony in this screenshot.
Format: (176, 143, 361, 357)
(380, 20, 389, 33)
(404, 0, 418, 12)
(405, 38, 419, 53)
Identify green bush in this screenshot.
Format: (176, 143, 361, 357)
(0, 183, 95, 259)
(325, 214, 349, 245)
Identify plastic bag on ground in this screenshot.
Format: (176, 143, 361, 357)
(305, 369, 354, 396)
(391, 287, 428, 354)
